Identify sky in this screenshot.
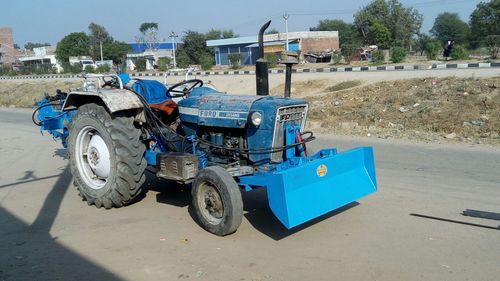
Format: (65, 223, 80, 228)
(1, 0, 484, 46)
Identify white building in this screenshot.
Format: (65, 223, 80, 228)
(18, 46, 62, 72)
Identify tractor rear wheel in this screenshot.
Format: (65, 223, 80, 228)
(68, 103, 146, 209)
(191, 166, 243, 236)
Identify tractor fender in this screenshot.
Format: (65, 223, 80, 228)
(62, 89, 143, 114)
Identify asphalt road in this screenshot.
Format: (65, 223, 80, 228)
(0, 108, 499, 281)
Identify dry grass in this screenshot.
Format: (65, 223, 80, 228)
(306, 77, 500, 145)
(0, 81, 81, 107)
(326, 80, 362, 92)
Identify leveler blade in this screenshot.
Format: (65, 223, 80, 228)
(266, 147, 377, 229)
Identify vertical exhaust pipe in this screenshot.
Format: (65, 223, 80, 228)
(256, 20, 271, 96)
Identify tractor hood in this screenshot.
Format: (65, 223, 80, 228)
(178, 88, 307, 129)
(178, 88, 261, 128)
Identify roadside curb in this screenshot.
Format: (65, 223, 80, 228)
(1, 62, 499, 80)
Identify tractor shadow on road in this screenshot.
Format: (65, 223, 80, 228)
(145, 172, 192, 207)
(242, 188, 360, 241)
(0, 165, 124, 280)
(146, 170, 360, 240)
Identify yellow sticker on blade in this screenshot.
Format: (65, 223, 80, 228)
(317, 164, 328, 177)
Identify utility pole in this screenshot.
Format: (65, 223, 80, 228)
(100, 40, 104, 64)
(283, 12, 289, 51)
(169, 31, 178, 69)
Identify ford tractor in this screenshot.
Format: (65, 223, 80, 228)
(34, 21, 377, 236)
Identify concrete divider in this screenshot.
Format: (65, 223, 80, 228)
(1, 62, 499, 80)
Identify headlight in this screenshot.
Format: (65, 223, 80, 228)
(250, 112, 262, 126)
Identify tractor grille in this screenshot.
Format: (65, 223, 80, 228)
(271, 105, 308, 162)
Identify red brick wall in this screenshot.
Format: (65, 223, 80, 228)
(0, 27, 16, 65)
(301, 38, 339, 53)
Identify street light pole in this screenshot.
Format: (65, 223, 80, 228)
(169, 31, 178, 69)
(283, 12, 289, 51)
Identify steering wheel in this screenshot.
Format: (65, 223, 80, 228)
(167, 79, 203, 97)
(102, 76, 119, 88)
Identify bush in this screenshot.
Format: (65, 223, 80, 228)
(341, 44, 356, 64)
(95, 64, 111, 73)
(265, 53, 278, 68)
(132, 58, 147, 72)
(200, 55, 213, 71)
(425, 41, 441, 60)
(228, 53, 243, 69)
(84, 65, 95, 73)
(330, 53, 342, 65)
(372, 50, 385, 65)
(157, 57, 171, 72)
(391, 47, 406, 63)
(485, 35, 500, 59)
(61, 62, 83, 74)
(450, 45, 469, 60)
(17, 64, 57, 75)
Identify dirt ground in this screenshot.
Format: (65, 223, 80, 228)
(270, 76, 500, 146)
(1, 73, 499, 146)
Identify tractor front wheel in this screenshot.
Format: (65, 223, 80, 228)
(191, 166, 243, 236)
(68, 103, 146, 209)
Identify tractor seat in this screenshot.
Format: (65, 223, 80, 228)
(131, 79, 178, 118)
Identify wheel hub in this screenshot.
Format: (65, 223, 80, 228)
(88, 147, 100, 166)
(199, 183, 223, 224)
(75, 126, 111, 190)
(86, 134, 110, 179)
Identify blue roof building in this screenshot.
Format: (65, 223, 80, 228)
(128, 42, 181, 53)
(206, 31, 338, 66)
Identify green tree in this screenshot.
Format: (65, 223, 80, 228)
(310, 19, 362, 48)
(469, 0, 500, 48)
(430, 12, 470, 46)
(138, 22, 159, 50)
(415, 33, 432, 55)
(88, 22, 112, 60)
(176, 31, 212, 66)
(205, 29, 237, 40)
(354, 0, 423, 47)
(86, 23, 131, 64)
(24, 42, 51, 50)
(56, 32, 90, 62)
(13, 43, 20, 49)
(369, 21, 392, 48)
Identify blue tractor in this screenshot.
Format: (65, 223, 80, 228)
(34, 21, 377, 236)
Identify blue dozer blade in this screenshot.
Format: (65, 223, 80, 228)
(254, 147, 377, 229)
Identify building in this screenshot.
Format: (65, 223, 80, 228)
(0, 27, 19, 67)
(206, 31, 339, 65)
(126, 42, 179, 70)
(18, 46, 62, 72)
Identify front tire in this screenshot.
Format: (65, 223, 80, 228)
(68, 103, 146, 209)
(191, 166, 243, 236)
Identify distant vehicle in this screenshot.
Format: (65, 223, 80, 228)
(80, 59, 96, 70)
(68, 56, 96, 71)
